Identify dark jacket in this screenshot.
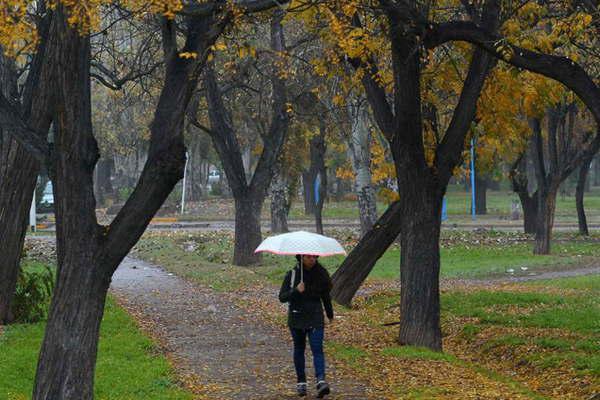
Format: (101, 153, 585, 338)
(279, 263, 334, 330)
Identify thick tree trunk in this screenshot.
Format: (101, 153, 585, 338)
(33, 256, 109, 399)
(474, 174, 487, 215)
(0, 140, 39, 323)
(533, 186, 558, 255)
(331, 200, 402, 306)
(576, 155, 592, 236)
(270, 164, 289, 233)
(33, 10, 103, 398)
(0, 15, 52, 324)
(398, 184, 443, 350)
(234, 196, 263, 265)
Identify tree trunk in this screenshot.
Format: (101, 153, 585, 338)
(474, 174, 487, 215)
(519, 191, 538, 234)
(302, 171, 316, 215)
(0, 139, 39, 323)
(594, 155, 600, 186)
(347, 98, 377, 237)
(270, 163, 289, 233)
(33, 256, 109, 399)
(0, 14, 52, 324)
(576, 155, 592, 236)
(331, 200, 402, 306)
(313, 123, 327, 234)
(234, 196, 263, 265)
(94, 157, 114, 207)
(511, 155, 538, 234)
(33, 10, 104, 397)
(398, 184, 443, 350)
(533, 185, 558, 255)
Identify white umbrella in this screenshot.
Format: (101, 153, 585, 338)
(254, 230, 346, 282)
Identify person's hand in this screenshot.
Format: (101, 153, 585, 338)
(296, 282, 305, 293)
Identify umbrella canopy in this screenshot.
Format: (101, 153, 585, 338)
(254, 230, 346, 257)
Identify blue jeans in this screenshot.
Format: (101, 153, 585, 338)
(290, 327, 325, 383)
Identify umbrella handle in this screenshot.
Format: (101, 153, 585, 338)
(300, 254, 304, 283)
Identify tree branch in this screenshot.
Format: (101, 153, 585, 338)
(248, 8, 290, 197)
(102, 14, 224, 269)
(423, 21, 600, 124)
(180, 0, 289, 17)
(204, 63, 249, 195)
(434, 0, 499, 185)
(0, 94, 49, 162)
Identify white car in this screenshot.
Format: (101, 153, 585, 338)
(208, 170, 220, 184)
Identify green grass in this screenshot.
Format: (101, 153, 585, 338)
(0, 298, 192, 400)
(381, 346, 458, 363)
(365, 240, 600, 280)
(442, 290, 599, 333)
(525, 274, 600, 291)
(439, 286, 600, 377)
(326, 342, 368, 369)
(134, 231, 600, 293)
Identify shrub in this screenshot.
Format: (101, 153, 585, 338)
(12, 264, 55, 323)
(118, 186, 134, 202)
(209, 181, 223, 196)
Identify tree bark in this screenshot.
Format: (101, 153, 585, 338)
(331, 200, 401, 306)
(594, 155, 600, 186)
(576, 155, 593, 236)
(520, 191, 538, 234)
(313, 121, 327, 234)
(270, 161, 289, 233)
(94, 157, 114, 206)
(510, 155, 538, 234)
(302, 170, 316, 215)
(0, 10, 53, 324)
(33, 10, 103, 398)
(234, 196, 263, 265)
(533, 185, 558, 254)
(346, 97, 377, 237)
(398, 182, 443, 350)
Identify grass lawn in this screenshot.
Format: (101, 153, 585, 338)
(0, 263, 192, 400)
(164, 185, 600, 222)
(132, 230, 600, 290)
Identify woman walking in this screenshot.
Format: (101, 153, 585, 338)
(279, 254, 334, 398)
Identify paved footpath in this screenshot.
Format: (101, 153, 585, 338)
(111, 257, 368, 400)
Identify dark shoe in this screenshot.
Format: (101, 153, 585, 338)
(316, 381, 330, 398)
(296, 382, 307, 397)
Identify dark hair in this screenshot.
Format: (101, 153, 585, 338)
(295, 255, 332, 293)
(295, 254, 319, 262)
